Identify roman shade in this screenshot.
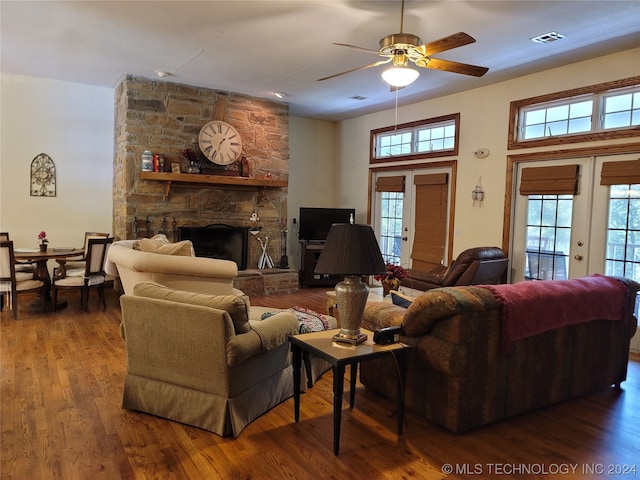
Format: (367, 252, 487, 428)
(519, 164, 579, 195)
(600, 159, 640, 185)
(411, 173, 448, 271)
(375, 175, 406, 192)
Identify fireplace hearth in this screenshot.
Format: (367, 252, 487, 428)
(179, 224, 249, 270)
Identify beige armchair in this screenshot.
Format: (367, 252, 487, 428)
(106, 240, 239, 296)
(119, 282, 302, 437)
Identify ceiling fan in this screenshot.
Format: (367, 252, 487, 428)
(318, 0, 489, 87)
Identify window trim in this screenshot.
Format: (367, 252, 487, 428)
(508, 76, 640, 150)
(370, 113, 460, 164)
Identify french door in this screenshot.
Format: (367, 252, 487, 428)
(372, 165, 453, 270)
(511, 153, 639, 283)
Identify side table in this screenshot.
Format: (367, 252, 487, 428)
(290, 328, 411, 455)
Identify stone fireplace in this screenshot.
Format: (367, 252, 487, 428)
(112, 75, 290, 270)
(179, 224, 249, 270)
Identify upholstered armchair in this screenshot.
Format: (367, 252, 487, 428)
(119, 282, 303, 437)
(401, 246, 508, 291)
(105, 240, 239, 296)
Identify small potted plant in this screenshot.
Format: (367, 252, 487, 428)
(38, 230, 49, 252)
(374, 262, 407, 296)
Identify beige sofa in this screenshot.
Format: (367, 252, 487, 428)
(120, 282, 310, 437)
(106, 240, 239, 296)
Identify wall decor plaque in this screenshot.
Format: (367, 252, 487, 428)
(30, 153, 56, 197)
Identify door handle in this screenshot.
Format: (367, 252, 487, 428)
(574, 254, 583, 261)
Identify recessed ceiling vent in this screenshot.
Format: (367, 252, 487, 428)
(350, 96, 367, 101)
(531, 32, 566, 44)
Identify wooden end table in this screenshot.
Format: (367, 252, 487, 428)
(290, 328, 411, 455)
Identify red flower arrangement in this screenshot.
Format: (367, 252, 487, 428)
(374, 263, 407, 282)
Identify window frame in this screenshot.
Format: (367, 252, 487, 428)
(508, 76, 640, 150)
(370, 113, 460, 164)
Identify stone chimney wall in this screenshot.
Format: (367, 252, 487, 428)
(113, 75, 289, 268)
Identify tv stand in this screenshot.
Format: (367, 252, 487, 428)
(299, 240, 341, 287)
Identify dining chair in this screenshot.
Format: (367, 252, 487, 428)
(52, 237, 113, 312)
(0, 232, 37, 274)
(0, 241, 46, 320)
(61, 232, 111, 270)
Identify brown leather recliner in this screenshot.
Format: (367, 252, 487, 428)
(401, 246, 508, 291)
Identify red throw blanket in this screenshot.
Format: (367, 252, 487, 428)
(482, 274, 629, 351)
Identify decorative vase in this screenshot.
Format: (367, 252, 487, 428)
(382, 277, 400, 296)
(187, 160, 200, 174)
(39, 243, 48, 253)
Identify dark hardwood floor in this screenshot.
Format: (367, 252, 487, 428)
(2, 286, 638, 479)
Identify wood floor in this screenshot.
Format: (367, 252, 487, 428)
(2, 287, 639, 479)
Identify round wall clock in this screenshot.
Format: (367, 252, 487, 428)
(198, 120, 243, 165)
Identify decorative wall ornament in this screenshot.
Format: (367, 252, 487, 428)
(30, 153, 56, 197)
(472, 176, 485, 207)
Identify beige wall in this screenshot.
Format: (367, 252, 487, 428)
(287, 116, 336, 268)
(1, 48, 638, 267)
(336, 47, 640, 257)
(0, 74, 114, 248)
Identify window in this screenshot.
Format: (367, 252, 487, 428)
(605, 184, 640, 280)
(524, 195, 571, 280)
(379, 192, 404, 265)
(371, 113, 459, 163)
(509, 77, 640, 149)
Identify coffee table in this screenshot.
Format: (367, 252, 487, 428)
(290, 328, 411, 455)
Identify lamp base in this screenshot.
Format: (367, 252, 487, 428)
(332, 331, 368, 345)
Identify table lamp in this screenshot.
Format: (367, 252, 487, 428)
(314, 223, 386, 345)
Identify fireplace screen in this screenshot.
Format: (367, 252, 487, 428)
(179, 224, 249, 270)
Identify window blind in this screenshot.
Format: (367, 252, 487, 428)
(375, 175, 406, 192)
(519, 164, 579, 195)
(410, 173, 448, 271)
(600, 159, 640, 185)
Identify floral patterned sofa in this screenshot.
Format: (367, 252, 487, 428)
(361, 275, 639, 433)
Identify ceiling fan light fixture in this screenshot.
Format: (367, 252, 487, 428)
(381, 66, 419, 87)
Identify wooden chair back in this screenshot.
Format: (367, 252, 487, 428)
(0, 240, 45, 319)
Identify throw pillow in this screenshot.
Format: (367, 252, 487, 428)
(390, 290, 414, 308)
(136, 238, 194, 256)
(133, 281, 252, 334)
(261, 306, 330, 333)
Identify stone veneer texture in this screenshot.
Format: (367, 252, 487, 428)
(113, 75, 289, 268)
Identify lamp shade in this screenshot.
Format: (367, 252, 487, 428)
(381, 66, 419, 87)
(314, 223, 386, 276)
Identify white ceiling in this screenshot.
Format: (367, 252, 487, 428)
(1, 1, 639, 121)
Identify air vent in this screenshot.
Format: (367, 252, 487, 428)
(531, 32, 566, 44)
(350, 96, 367, 101)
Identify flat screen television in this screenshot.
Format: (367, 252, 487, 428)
(299, 207, 355, 242)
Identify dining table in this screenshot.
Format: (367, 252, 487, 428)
(14, 247, 85, 311)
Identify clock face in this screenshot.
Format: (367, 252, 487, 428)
(198, 121, 243, 165)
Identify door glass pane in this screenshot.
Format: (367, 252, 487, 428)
(525, 194, 572, 280)
(605, 184, 640, 281)
(379, 192, 403, 264)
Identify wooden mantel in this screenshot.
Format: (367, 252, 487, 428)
(139, 171, 288, 199)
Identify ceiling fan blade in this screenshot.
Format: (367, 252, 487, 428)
(317, 58, 392, 82)
(415, 32, 476, 57)
(333, 42, 380, 55)
(421, 57, 489, 77)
